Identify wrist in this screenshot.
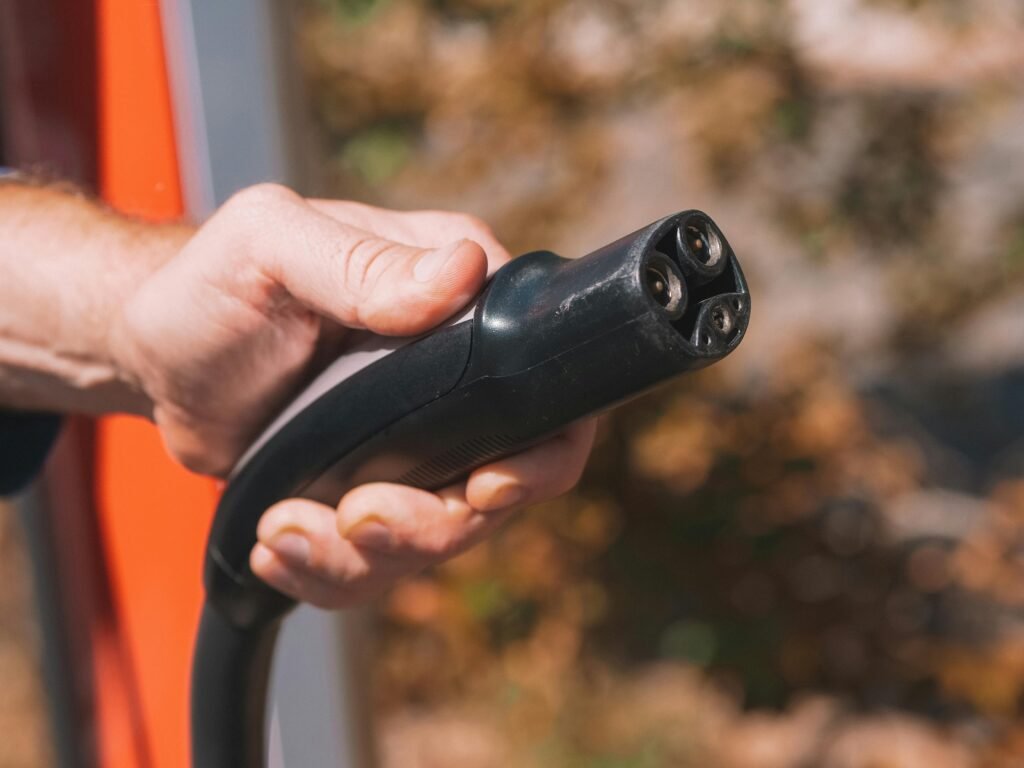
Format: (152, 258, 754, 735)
(0, 182, 193, 415)
(86, 219, 193, 415)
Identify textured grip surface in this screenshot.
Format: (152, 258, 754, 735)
(396, 433, 520, 488)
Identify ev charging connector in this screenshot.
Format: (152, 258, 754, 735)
(191, 210, 751, 767)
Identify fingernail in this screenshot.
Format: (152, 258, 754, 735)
(486, 481, 525, 511)
(251, 543, 275, 571)
(268, 532, 310, 567)
(414, 240, 464, 283)
(343, 517, 394, 551)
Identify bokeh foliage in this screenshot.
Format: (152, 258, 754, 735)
(298, 0, 1024, 765)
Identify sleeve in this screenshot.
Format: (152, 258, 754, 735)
(0, 411, 62, 495)
(0, 170, 63, 492)
(0, 169, 63, 492)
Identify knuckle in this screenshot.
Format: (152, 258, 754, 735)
(215, 184, 304, 270)
(347, 233, 396, 267)
(236, 182, 299, 207)
(222, 183, 299, 222)
(342, 235, 399, 296)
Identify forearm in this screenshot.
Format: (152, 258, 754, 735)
(0, 179, 191, 415)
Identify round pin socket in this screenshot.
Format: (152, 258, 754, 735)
(675, 215, 726, 278)
(643, 252, 686, 319)
(709, 303, 734, 335)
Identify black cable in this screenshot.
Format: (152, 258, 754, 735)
(16, 484, 86, 768)
(191, 605, 281, 768)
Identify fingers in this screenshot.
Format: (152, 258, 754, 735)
(251, 498, 377, 608)
(466, 419, 597, 511)
(335, 483, 496, 560)
(249, 419, 597, 609)
(250, 485, 512, 609)
(213, 184, 489, 336)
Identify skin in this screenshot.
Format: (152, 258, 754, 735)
(0, 179, 595, 608)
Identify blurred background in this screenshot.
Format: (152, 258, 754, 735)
(4, 0, 1024, 765)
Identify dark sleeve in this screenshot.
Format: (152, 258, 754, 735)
(0, 171, 63, 491)
(0, 170, 64, 490)
(0, 411, 62, 495)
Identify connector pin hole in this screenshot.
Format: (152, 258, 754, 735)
(646, 268, 670, 307)
(644, 255, 685, 318)
(710, 306, 734, 335)
(682, 220, 723, 268)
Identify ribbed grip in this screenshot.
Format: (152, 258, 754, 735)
(397, 433, 518, 488)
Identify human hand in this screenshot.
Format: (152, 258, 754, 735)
(111, 184, 595, 607)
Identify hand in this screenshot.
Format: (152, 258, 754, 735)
(111, 183, 596, 607)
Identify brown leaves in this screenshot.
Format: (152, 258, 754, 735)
(294, 0, 1024, 764)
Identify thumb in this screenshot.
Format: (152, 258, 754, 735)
(350, 237, 485, 335)
(220, 184, 489, 335)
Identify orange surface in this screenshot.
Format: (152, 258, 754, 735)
(93, 1, 221, 766)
